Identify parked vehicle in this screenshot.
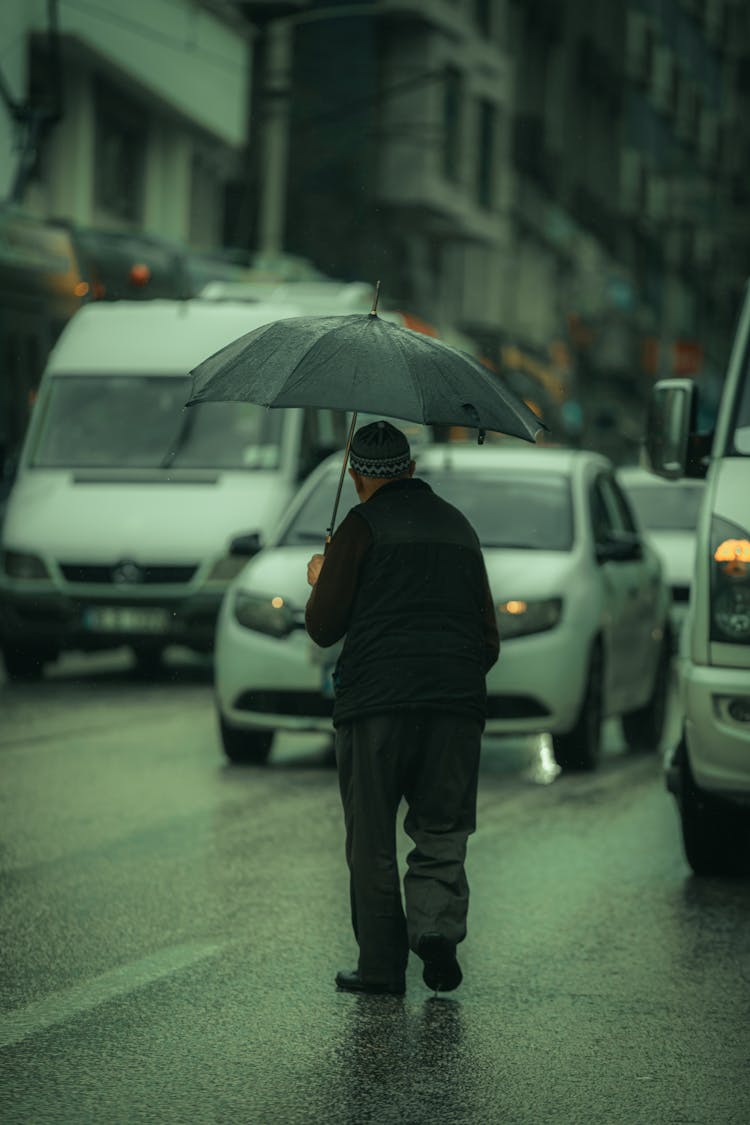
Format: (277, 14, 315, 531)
(616, 465, 705, 645)
(0, 299, 348, 680)
(645, 285, 750, 876)
(214, 444, 672, 768)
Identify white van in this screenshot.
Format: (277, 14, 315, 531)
(0, 299, 349, 680)
(645, 283, 750, 875)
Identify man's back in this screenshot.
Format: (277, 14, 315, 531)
(333, 476, 495, 725)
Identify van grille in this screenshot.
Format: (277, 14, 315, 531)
(59, 563, 198, 585)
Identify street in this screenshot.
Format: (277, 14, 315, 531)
(1, 651, 749, 1125)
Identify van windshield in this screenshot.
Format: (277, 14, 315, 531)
(29, 375, 283, 469)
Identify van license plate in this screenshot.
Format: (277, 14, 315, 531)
(83, 607, 170, 633)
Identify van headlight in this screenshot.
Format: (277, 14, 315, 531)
(496, 597, 562, 639)
(206, 556, 248, 583)
(711, 517, 750, 643)
(1, 550, 51, 580)
(233, 591, 296, 638)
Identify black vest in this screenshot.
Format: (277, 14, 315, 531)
(333, 478, 489, 726)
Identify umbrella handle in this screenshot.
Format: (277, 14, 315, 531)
(325, 411, 358, 549)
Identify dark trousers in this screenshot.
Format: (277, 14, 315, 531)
(335, 710, 482, 983)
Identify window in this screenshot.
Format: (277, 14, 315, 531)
(475, 0, 491, 37)
(442, 67, 463, 183)
(94, 79, 146, 222)
(477, 99, 496, 208)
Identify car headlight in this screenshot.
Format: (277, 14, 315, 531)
(1, 549, 51, 580)
(206, 556, 248, 583)
(496, 597, 562, 639)
(233, 591, 296, 637)
(711, 517, 750, 643)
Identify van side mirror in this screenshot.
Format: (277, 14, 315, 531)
(644, 378, 704, 480)
(229, 532, 263, 557)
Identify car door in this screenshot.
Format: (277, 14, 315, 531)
(609, 474, 665, 700)
(589, 472, 644, 710)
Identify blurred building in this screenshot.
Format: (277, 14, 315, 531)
(2, 0, 748, 462)
(0, 0, 249, 247)
(232, 0, 749, 458)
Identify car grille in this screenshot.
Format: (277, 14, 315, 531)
(485, 695, 550, 719)
(235, 690, 334, 718)
(58, 563, 198, 585)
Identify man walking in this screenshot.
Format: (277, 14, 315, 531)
(305, 420, 499, 996)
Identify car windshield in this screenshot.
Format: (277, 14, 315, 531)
(282, 466, 573, 550)
(622, 482, 704, 531)
(29, 375, 283, 470)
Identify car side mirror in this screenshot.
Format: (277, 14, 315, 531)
(644, 378, 708, 480)
(596, 532, 643, 564)
(229, 532, 263, 557)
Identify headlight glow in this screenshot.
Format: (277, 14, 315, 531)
(233, 591, 296, 637)
(1, 549, 51, 580)
(496, 597, 562, 639)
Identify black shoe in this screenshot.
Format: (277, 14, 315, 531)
(417, 933, 463, 993)
(335, 970, 405, 996)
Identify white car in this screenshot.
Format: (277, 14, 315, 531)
(617, 465, 705, 645)
(214, 445, 672, 770)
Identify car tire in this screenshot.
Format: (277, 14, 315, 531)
(677, 743, 749, 876)
(552, 643, 603, 772)
(219, 715, 274, 766)
(621, 631, 671, 753)
(131, 646, 165, 677)
(2, 645, 48, 682)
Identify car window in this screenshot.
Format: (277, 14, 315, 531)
(589, 478, 616, 544)
(30, 375, 284, 469)
(281, 467, 574, 550)
(621, 481, 704, 531)
(609, 477, 638, 534)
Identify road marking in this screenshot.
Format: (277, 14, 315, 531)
(0, 941, 225, 1049)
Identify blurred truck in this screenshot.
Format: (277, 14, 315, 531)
(645, 283, 750, 875)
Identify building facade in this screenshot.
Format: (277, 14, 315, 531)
(0, 0, 249, 247)
(258, 0, 750, 456)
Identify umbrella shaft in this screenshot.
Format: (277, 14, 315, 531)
(326, 411, 358, 547)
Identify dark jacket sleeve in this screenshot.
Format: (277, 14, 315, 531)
(305, 510, 372, 647)
(481, 558, 500, 672)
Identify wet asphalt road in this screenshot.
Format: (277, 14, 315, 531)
(1, 651, 749, 1125)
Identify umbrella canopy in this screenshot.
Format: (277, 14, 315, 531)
(186, 310, 546, 443)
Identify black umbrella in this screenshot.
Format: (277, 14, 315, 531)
(186, 286, 547, 540)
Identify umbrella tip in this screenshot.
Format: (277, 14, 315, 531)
(369, 280, 381, 317)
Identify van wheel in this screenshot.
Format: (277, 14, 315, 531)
(2, 645, 48, 682)
(622, 632, 671, 752)
(678, 745, 750, 876)
(219, 715, 274, 765)
(552, 644, 603, 772)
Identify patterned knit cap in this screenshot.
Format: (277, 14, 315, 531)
(349, 420, 411, 478)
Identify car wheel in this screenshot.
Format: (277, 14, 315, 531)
(677, 744, 749, 876)
(552, 643, 603, 772)
(219, 714, 274, 766)
(131, 646, 165, 677)
(621, 631, 671, 753)
(2, 645, 49, 682)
